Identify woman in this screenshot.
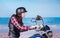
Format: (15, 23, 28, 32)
(8, 7, 40, 38)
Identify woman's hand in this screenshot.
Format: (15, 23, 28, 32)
(30, 26, 36, 30)
(36, 24, 43, 29)
(30, 25, 43, 30)
(35, 25, 41, 29)
(30, 25, 40, 30)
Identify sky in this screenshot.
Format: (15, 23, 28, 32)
(0, 0, 60, 17)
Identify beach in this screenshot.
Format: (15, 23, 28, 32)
(0, 30, 60, 38)
(0, 25, 60, 38)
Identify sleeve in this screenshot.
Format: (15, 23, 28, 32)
(11, 16, 30, 31)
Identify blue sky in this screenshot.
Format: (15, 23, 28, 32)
(0, 0, 60, 17)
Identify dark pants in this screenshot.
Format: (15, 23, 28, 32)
(9, 32, 19, 38)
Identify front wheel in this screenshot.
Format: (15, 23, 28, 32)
(42, 34, 48, 38)
(47, 31, 53, 38)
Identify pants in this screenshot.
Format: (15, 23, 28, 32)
(8, 32, 19, 38)
(10, 36, 19, 38)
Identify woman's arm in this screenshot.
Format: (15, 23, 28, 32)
(11, 16, 30, 31)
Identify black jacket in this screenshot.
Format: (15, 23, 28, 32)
(8, 14, 23, 37)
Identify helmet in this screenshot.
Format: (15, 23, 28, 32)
(16, 7, 27, 14)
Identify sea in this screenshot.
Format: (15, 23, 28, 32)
(0, 17, 60, 33)
(0, 17, 60, 25)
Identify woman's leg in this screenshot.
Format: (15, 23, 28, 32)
(10, 32, 19, 38)
(10, 36, 19, 38)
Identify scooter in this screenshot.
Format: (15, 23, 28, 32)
(29, 15, 53, 38)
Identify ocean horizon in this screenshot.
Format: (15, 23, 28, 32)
(0, 17, 60, 25)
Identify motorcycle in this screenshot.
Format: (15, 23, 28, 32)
(29, 15, 53, 38)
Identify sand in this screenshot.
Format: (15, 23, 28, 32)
(0, 25, 60, 38)
(0, 30, 60, 38)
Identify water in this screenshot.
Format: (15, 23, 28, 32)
(0, 17, 60, 33)
(0, 17, 60, 26)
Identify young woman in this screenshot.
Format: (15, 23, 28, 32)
(8, 7, 40, 38)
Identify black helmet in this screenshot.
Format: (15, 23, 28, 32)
(16, 7, 27, 14)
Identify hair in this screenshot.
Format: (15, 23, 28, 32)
(14, 14, 23, 25)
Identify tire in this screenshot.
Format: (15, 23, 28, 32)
(42, 34, 48, 38)
(47, 31, 53, 38)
